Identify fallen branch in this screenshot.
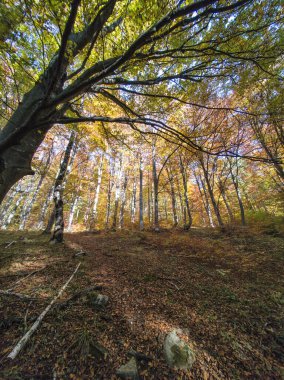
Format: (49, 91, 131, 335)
(0, 290, 37, 301)
(5, 241, 16, 249)
(7, 262, 81, 360)
(6, 267, 47, 291)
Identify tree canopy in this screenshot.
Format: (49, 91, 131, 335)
(0, 0, 283, 203)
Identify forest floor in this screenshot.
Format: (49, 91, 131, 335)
(0, 227, 283, 379)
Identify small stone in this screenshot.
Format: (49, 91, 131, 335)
(163, 329, 195, 370)
(87, 292, 109, 309)
(116, 357, 139, 379)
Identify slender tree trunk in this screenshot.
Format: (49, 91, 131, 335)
(111, 156, 122, 231)
(130, 179, 137, 224)
(164, 199, 168, 221)
(176, 175, 185, 227)
(152, 149, 159, 232)
(243, 188, 256, 211)
(147, 169, 152, 227)
(139, 155, 144, 231)
(50, 131, 76, 243)
(194, 172, 214, 227)
(218, 181, 234, 222)
(179, 156, 192, 230)
(83, 160, 96, 228)
(200, 159, 224, 227)
(231, 174, 246, 226)
(19, 177, 42, 230)
(119, 173, 128, 229)
(1, 178, 34, 229)
(2, 191, 26, 229)
(67, 195, 79, 232)
(227, 158, 246, 226)
(89, 152, 104, 230)
(166, 167, 178, 227)
(105, 158, 115, 229)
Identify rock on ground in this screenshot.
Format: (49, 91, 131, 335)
(116, 357, 139, 379)
(163, 329, 195, 370)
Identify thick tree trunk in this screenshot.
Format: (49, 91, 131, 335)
(45, 131, 77, 234)
(19, 142, 55, 230)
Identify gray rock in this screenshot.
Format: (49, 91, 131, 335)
(163, 329, 195, 370)
(87, 292, 109, 309)
(116, 357, 139, 379)
(95, 294, 109, 306)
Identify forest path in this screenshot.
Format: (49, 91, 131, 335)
(0, 229, 283, 379)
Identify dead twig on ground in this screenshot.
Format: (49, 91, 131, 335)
(0, 290, 37, 301)
(7, 262, 81, 360)
(5, 241, 16, 249)
(6, 266, 47, 291)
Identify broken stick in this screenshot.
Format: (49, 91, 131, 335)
(7, 262, 81, 360)
(5, 241, 16, 249)
(0, 290, 36, 301)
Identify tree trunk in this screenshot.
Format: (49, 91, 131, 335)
(67, 194, 79, 232)
(194, 172, 215, 227)
(111, 156, 122, 231)
(50, 131, 76, 243)
(166, 167, 178, 227)
(179, 156, 192, 230)
(147, 169, 152, 227)
(218, 181, 234, 223)
(200, 159, 224, 227)
(228, 158, 246, 226)
(139, 155, 144, 231)
(89, 152, 104, 230)
(119, 173, 128, 229)
(152, 149, 159, 232)
(231, 174, 246, 226)
(45, 131, 77, 234)
(130, 178, 137, 224)
(105, 158, 115, 230)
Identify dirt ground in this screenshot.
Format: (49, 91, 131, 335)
(0, 228, 283, 379)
